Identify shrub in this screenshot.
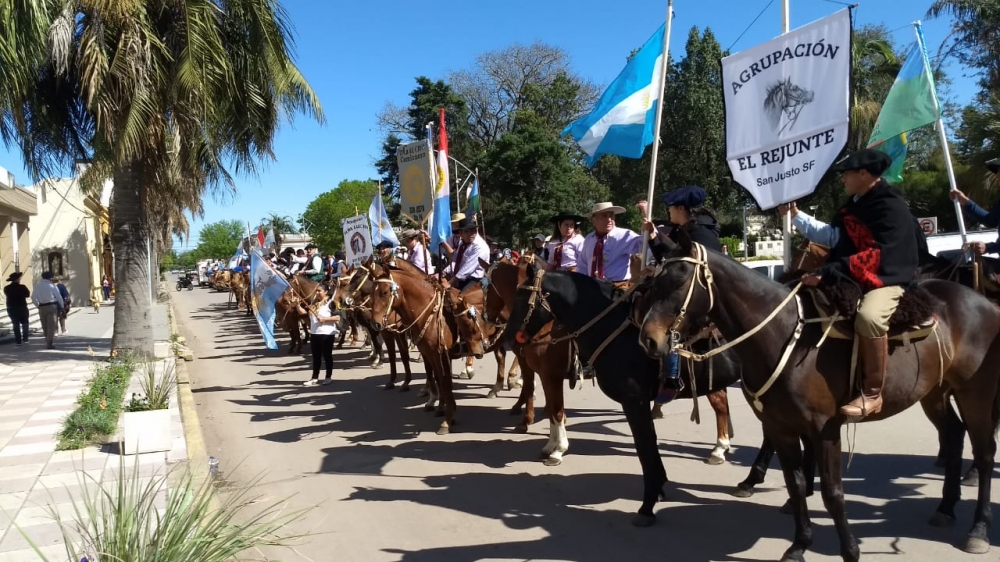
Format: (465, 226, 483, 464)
(57, 353, 136, 450)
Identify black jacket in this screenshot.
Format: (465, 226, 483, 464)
(822, 179, 919, 290)
(650, 213, 722, 261)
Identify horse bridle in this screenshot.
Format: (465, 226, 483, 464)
(481, 261, 508, 328)
(374, 270, 441, 338)
(343, 266, 373, 311)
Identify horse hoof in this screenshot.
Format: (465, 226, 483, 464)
(543, 456, 563, 467)
(508, 405, 523, 415)
(514, 424, 528, 434)
(962, 470, 980, 488)
(779, 499, 795, 515)
(928, 512, 955, 528)
(631, 513, 656, 528)
(731, 486, 754, 499)
(436, 424, 450, 436)
(778, 552, 806, 562)
(486, 389, 499, 399)
(370, 362, 381, 369)
(963, 537, 990, 554)
(706, 454, 726, 466)
(417, 389, 429, 398)
(651, 408, 664, 420)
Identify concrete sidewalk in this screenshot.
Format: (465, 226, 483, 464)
(0, 303, 185, 561)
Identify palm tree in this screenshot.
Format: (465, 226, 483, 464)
(260, 212, 297, 250)
(0, 0, 323, 356)
(848, 26, 902, 151)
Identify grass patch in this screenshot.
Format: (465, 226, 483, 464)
(57, 353, 136, 450)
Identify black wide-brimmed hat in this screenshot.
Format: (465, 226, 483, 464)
(549, 212, 585, 224)
(986, 158, 1000, 174)
(6, 272, 22, 282)
(455, 216, 478, 231)
(831, 149, 892, 176)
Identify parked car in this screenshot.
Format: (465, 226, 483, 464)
(742, 259, 785, 281)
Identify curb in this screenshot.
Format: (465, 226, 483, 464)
(166, 297, 211, 478)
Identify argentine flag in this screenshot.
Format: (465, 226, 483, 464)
(563, 23, 666, 167)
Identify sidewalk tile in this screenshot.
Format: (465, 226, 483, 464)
(14, 503, 78, 529)
(0, 492, 27, 513)
(0, 409, 36, 421)
(14, 425, 61, 439)
(37, 470, 103, 489)
(26, 412, 66, 422)
(0, 442, 56, 459)
(0, 454, 51, 469)
(40, 457, 107, 477)
(0, 544, 68, 562)
(0, 479, 36, 495)
(0, 521, 65, 553)
(0, 465, 45, 483)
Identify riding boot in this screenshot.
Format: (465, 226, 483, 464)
(839, 335, 887, 419)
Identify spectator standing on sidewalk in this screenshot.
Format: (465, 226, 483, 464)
(32, 272, 62, 349)
(3, 272, 31, 346)
(297, 284, 340, 386)
(101, 275, 112, 301)
(53, 277, 70, 336)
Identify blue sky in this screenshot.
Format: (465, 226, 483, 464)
(0, 0, 976, 252)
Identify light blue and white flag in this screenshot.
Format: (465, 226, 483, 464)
(249, 250, 290, 350)
(369, 194, 400, 247)
(226, 239, 245, 270)
(562, 24, 666, 167)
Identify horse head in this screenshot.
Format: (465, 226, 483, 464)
(480, 257, 511, 328)
(638, 228, 715, 358)
(368, 262, 400, 331)
(446, 282, 488, 359)
(502, 253, 556, 350)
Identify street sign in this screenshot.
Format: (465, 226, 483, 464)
(918, 217, 938, 235)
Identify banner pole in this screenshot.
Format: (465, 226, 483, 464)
(780, 0, 793, 269)
(640, 0, 674, 261)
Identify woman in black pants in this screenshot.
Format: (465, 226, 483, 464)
(299, 285, 340, 386)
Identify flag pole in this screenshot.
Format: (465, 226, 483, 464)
(780, 0, 793, 270)
(640, 0, 674, 260)
(914, 21, 968, 245)
(475, 169, 487, 240)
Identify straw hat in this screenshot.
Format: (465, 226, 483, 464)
(450, 213, 466, 223)
(585, 202, 626, 217)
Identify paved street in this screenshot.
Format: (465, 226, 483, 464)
(175, 286, 1000, 562)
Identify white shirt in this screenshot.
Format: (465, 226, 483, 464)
(309, 301, 339, 336)
(32, 280, 62, 307)
(576, 227, 644, 282)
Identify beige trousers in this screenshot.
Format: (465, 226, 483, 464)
(37, 304, 58, 346)
(854, 285, 905, 338)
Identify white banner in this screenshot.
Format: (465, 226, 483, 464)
(342, 215, 373, 268)
(396, 141, 435, 224)
(722, 9, 851, 210)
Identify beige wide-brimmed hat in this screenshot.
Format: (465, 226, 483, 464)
(450, 212, 466, 223)
(585, 202, 626, 217)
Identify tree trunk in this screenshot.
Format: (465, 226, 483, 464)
(110, 161, 154, 357)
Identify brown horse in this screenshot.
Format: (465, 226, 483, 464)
(369, 261, 454, 431)
(274, 289, 310, 354)
(444, 278, 522, 395)
(639, 229, 1000, 560)
(342, 261, 414, 390)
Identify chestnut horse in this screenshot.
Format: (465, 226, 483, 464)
(639, 229, 1000, 560)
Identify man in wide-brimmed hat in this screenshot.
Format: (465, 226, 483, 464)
(780, 148, 918, 420)
(577, 202, 643, 283)
(442, 216, 489, 290)
(950, 157, 1000, 257)
(400, 228, 434, 274)
(3, 272, 30, 346)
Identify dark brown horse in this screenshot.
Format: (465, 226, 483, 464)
(502, 258, 745, 517)
(342, 261, 414, 390)
(639, 229, 1000, 560)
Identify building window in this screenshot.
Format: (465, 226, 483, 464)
(47, 251, 65, 276)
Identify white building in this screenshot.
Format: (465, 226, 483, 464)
(28, 163, 113, 306)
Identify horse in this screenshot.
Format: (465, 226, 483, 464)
(342, 261, 414, 390)
(369, 261, 455, 432)
(274, 289, 310, 354)
(502, 259, 744, 521)
(638, 228, 1000, 560)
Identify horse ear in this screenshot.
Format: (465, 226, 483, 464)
(673, 226, 694, 256)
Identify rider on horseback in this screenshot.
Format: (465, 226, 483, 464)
(538, 212, 586, 272)
(577, 202, 644, 285)
(781, 149, 919, 419)
(640, 185, 723, 256)
(949, 158, 1000, 257)
(441, 216, 489, 291)
(300, 244, 326, 283)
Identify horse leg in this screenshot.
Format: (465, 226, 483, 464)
(487, 349, 506, 399)
(336, 324, 347, 349)
(463, 356, 475, 379)
(513, 360, 537, 431)
(538, 363, 568, 466)
(927, 390, 967, 529)
(506, 358, 521, 390)
(952, 386, 997, 554)
(622, 399, 667, 527)
(384, 332, 397, 390)
(436, 353, 457, 435)
(815, 430, 860, 562)
(771, 432, 814, 562)
(421, 351, 438, 410)
(705, 388, 731, 465)
(396, 333, 413, 391)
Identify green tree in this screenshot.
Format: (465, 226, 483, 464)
(301, 179, 380, 252)
(191, 220, 245, 262)
(260, 212, 297, 250)
(0, 0, 323, 356)
(159, 250, 178, 273)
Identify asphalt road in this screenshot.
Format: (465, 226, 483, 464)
(173, 286, 1000, 562)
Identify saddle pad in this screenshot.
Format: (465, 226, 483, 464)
(807, 289, 937, 343)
